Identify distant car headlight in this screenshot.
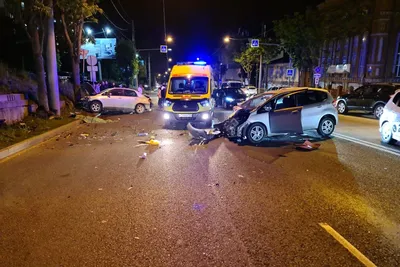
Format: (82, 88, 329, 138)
(226, 97, 234, 102)
(164, 100, 172, 107)
(200, 100, 210, 107)
(201, 113, 210, 120)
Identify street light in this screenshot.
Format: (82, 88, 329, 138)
(224, 36, 230, 43)
(157, 73, 161, 77)
(86, 27, 92, 35)
(168, 48, 172, 51)
(165, 71, 168, 75)
(105, 27, 112, 35)
(168, 58, 172, 62)
(166, 36, 173, 43)
(168, 68, 171, 71)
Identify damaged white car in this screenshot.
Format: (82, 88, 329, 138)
(214, 87, 339, 144)
(379, 90, 400, 144)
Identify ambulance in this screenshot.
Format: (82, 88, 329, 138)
(163, 61, 214, 127)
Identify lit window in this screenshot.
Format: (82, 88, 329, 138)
(395, 34, 400, 77)
(21, 2, 25, 9)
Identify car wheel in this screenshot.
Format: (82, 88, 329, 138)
(373, 104, 384, 119)
(380, 122, 396, 144)
(89, 101, 102, 113)
(317, 116, 335, 137)
(135, 103, 145, 114)
(337, 101, 348, 114)
(246, 123, 267, 144)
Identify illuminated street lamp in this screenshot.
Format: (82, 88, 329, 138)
(105, 27, 112, 35)
(165, 71, 168, 75)
(224, 36, 230, 43)
(168, 48, 172, 51)
(168, 68, 171, 71)
(166, 36, 173, 43)
(157, 73, 161, 77)
(168, 58, 172, 62)
(86, 27, 93, 35)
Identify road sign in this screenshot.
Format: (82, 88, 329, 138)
(314, 77, 320, 86)
(286, 69, 294, 77)
(251, 39, 259, 48)
(313, 73, 321, 78)
(160, 45, 168, 53)
(314, 66, 321, 74)
(86, 55, 98, 82)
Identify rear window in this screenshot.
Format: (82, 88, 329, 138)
(297, 90, 328, 106)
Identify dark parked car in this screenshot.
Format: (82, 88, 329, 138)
(335, 84, 399, 119)
(213, 88, 247, 109)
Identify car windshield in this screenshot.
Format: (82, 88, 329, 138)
(169, 77, 208, 94)
(229, 82, 242, 88)
(241, 94, 273, 110)
(229, 88, 245, 95)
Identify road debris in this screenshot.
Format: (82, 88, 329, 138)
(295, 140, 320, 151)
(98, 188, 103, 191)
(137, 132, 149, 137)
(128, 186, 133, 190)
(101, 220, 107, 223)
(111, 132, 117, 136)
(75, 115, 115, 124)
(139, 152, 147, 159)
(134, 236, 140, 240)
(80, 133, 89, 139)
(238, 175, 244, 178)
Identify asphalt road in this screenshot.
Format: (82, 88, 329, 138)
(1, 109, 400, 267)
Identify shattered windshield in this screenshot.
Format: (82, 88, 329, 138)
(169, 77, 208, 94)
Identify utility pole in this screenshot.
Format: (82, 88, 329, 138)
(132, 20, 138, 87)
(257, 23, 265, 91)
(46, 0, 60, 115)
(162, 0, 169, 70)
(148, 53, 152, 89)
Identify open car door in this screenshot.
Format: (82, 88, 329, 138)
(269, 92, 303, 134)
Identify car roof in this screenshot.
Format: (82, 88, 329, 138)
(268, 87, 329, 95)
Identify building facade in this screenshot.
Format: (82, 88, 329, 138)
(319, 0, 400, 91)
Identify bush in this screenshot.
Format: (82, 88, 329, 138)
(0, 62, 9, 78)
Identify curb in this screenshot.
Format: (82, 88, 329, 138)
(0, 120, 81, 161)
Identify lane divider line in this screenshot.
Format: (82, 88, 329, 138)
(319, 223, 377, 267)
(333, 133, 400, 157)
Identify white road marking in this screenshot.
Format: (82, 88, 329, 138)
(333, 132, 400, 157)
(319, 223, 377, 267)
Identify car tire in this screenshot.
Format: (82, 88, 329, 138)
(89, 101, 102, 113)
(317, 116, 335, 137)
(246, 123, 267, 144)
(135, 103, 146, 114)
(373, 104, 385, 119)
(380, 122, 396, 144)
(336, 101, 348, 114)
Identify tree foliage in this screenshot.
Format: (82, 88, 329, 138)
(115, 39, 137, 86)
(274, 11, 323, 71)
(56, 0, 102, 91)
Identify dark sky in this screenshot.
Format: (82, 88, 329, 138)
(99, 0, 324, 74)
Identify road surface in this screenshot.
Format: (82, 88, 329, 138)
(1, 109, 399, 266)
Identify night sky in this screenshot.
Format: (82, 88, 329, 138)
(98, 0, 324, 74)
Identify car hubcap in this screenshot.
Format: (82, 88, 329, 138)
(92, 103, 100, 112)
(375, 106, 383, 118)
(250, 126, 264, 141)
(137, 105, 144, 113)
(381, 123, 392, 141)
(338, 102, 345, 113)
(321, 120, 334, 135)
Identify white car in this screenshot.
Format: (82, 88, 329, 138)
(221, 87, 339, 144)
(379, 90, 400, 144)
(85, 88, 152, 114)
(242, 86, 258, 97)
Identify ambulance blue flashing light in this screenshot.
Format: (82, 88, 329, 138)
(194, 61, 207, 65)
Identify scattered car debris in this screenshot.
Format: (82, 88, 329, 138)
(137, 132, 149, 136)
(295, 140, 321, 151)
(75, 115, 115, 124)
(80, 133, 89, 139)
(139, 152, 147, 159)
(128, 186, 133, 190)
(238, 175, 244, 178)
(111, 132, 117, 136)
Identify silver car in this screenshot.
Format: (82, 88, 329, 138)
(379, 90, 400, 144)
(84, 88, 152, 114)
(223, 87, 339, 144)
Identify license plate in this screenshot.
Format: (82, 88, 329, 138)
(178, 114, 192, 118)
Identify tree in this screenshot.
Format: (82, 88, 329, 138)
(115, 39, 136, 86)
(273, 11, 323, 83)
(7, 0, 50, 111)
(56, 0, 102, 99)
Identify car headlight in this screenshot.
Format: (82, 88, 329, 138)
(200, 100, 210, 107)
(164, 100, 172, 107)
(163, 113, 170, 120)
(201, 113, 210, 120)
(226, 97, 234, 102)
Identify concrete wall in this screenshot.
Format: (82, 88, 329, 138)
(0, 94, 28, 125)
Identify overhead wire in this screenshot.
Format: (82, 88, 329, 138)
(102, 12, 128, 31)
(116, 0, 131, 21)
(110, 0, 131, 24)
